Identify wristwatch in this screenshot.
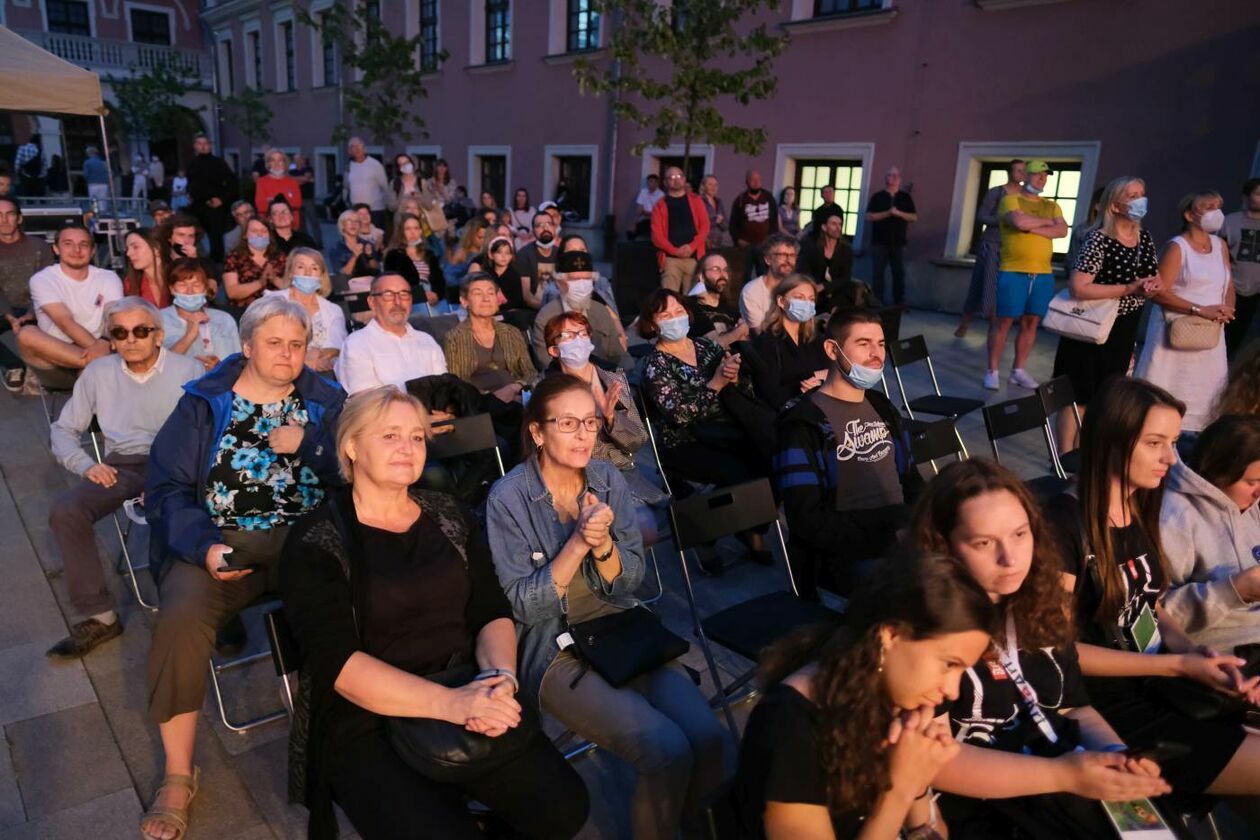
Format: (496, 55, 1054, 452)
(1190, 304, 1202, 316)
(592, 544, 616, 563)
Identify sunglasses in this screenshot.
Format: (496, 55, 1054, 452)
(109, 325, 158, 341)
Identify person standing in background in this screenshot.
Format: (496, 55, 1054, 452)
(344, 137, 390, 238)
(730, 169, 779, 281)
(864, 166, 918, 306)
(957, 160, 1024, 337)
(1224, 177, 1260, 356)
(651, 167, 709, 295)
(185, 134, 236, 262)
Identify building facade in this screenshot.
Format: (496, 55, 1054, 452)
(202, 0, 1260, 304)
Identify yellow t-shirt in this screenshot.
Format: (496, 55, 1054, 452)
(998, 193, 1063, 274)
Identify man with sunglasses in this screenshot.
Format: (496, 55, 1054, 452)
(336, 272, 447, 394)
(46, 297, 202, 658)
(16, 223, 122, 389)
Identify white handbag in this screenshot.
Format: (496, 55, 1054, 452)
(1041, 289, 1120, 345)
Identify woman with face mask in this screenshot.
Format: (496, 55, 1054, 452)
(268, 248, 345, 374)
(1133, 190, 1235, 437)
(749, 274, 830, 408)
(253, 149, 303, 225)
(223, 218, 287, 306)
(1050, 176, 1162, 454)
(159, 258, 241, 371)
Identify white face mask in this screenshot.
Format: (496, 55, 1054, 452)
(400, 163, 414, 175)
(564, 279, 593, 308)
(1198, 208, 1225, 234)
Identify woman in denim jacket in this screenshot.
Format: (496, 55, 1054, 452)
(487, 373, 729, 840)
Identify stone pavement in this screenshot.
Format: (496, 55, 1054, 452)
(0, 309, 1244, 839)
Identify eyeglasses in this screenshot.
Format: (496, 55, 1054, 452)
(766, 250, 796, 259)
(555, 329, 591, 343)
(703, 265, 729, 275)
(545, 415, 601, 433)
(108, 325, 158, 341)
(370, 290, 413, 303)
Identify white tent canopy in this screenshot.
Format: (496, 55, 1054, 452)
(0, 25, 104, 117)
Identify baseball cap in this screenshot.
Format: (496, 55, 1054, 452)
(148, 199, 171, 213)
(1025, 160, 1055, 176)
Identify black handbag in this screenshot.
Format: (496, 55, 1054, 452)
(568, 606, 690, 688)
(387, 663, 540, 783)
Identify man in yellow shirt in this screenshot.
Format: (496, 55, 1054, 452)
(984, 160, 1068, 390)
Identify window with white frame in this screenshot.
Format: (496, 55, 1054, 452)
(47, 0, 91, 36)
(566, 0, 599, 52)
(129, 7, 172, 45)
(277, 18, 296, 91)
(315, 148, 339, 204)
(216, 36, 235, 96)
(470, 147, 511, 208)
(310, 6, 338, 88)
(814, 0, 885, 15)
(485, 0, 511, 64)
(546, 147, 597, 224)
(419, 0, 440, 72)
(245, 26, 263, 89)
(795, 159, 865, 238)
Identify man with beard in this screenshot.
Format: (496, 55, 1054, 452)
(739, 232, 799, 334)
(687, 252, 748, 349)
(514, 211, 559, 308)
(335, 273, 447, 393)
(185, 134, 236, 261)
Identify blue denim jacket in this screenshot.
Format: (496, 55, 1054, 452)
(486, 455, 645, 703)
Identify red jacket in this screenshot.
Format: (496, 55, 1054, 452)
(650, 192, 710, 268)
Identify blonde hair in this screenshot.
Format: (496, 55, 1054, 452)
(1178, 189, 1223, 231)
(337, 209, 360, 234)
(763, 273, 818, 342)
(266, 148, 290, 169)
(283, 247, 332, 296)
(335, 386, 430, 482)
(1091, 176, 1145, 239)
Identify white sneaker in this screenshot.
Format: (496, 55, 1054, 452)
(1009, 368, 1039, 389)
(983, 370, 1000, 390)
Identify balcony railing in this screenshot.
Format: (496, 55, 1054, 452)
(18, 30, 211, 85)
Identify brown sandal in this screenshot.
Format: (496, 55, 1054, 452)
(140, 766, 200, 840)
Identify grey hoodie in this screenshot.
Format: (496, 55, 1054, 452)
(1160, 460, 1260, 651)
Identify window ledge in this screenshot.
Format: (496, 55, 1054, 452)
(542, 48, 605, 66)
(783, 8, 897, 34)
(466, 60, 513, 75)
(975, 0, 1070, 10)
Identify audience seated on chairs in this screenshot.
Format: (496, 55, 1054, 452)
(471, 234, 534, 329)
(382, 212, 446, 311)
(45, 297, 202, 659)
(267, 248, 345, 375)
(222, 200, 254, 255)
(0, 195, 54, 391)
(795, 205, 854, 302)
(328, 209, 381, 279)
(749, 273, 830, 408)
(731, 552, 996, 840)
(441, 218, 487, 293)
(268, 198, 317, 255)
(487, 374, 729, 840)
(159, 258, 241, 373)
(336, 273, 447, 394)
(121, 228, 171, 308)
(17, 222, 122, 390)
(444, 272, 536, 405)
(280, 386, 587, 840)
(222, 217, 286, 307)
(531, 244, 626, 368)
(512, 211, 557, 309)
(739, 232, 799, 335)
(686, 252, 748, 351)
(1046, 378, 1260, 807)
(140, 296, 345, 840)
(909, 460, 1173, 838)
(537, 234, 621, 319)
(1161, 415, 1260, 653)
(158, 213, 204, 261)
(774, 307, 921, 598)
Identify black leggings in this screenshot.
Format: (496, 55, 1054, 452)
(329, 727, 589, 840)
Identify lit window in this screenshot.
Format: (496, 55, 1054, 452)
(795, 159, 865, 238)
(968, 161, 1082, 259)
(814, 0, 884, 15)
(566, 0, 600, 52)
(485, 0, 511, 64)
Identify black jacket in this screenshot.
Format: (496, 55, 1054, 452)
(383, 247, 446, 299)
(185, 152, 236, 206)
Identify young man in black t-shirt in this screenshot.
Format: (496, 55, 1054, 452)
(774, 308, 921, 598)
(864, 166, 918, 305)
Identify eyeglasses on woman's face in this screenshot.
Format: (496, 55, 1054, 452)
(555, 329, 591, 343)
(544, 415, 601, 434)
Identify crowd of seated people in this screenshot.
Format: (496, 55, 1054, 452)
(7, 151, 1260, 840)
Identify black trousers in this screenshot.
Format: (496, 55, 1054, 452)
(193, 202, 230, 263)
(870, 242, 906, 305)
(1226, 291, 1260, 358)
(329, 726, 589, 840)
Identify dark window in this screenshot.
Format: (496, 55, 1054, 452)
(319, 153, 338, 198)
(130, 9, 171, 45)
(814, 0, 884, 16)
(656, 156, 705, 193)
(365, 0, 381, 23)
(249, 30, 263, 88)
(281, 21, 296, 90)
(419, 0, 440, 72)
(414, 153, 438, 179)
(968, 160, 1082, 260)
(485, 0, 511, 64)
(479, 155, 507, 208)
(46, 0, 91, 36)
(321, 14, 338, 85)
(218, 39, 235, 96)
(557, 156, 593, 222)
(566, 0, 599, 52)
(793, 159, 864, 238)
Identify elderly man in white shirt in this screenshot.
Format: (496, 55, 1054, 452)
(335, 273, 447, 393)
(344, 137, 390, 234)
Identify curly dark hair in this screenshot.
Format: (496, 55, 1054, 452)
(758, 551, 996, 820)
(906, 458, 1075, 651)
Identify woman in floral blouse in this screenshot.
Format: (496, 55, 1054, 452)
(223, 217, 287, 307)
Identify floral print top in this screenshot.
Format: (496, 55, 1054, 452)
(205, 393, 325, 530)
(642, 336, 735, 450)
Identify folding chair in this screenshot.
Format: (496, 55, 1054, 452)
(409, 312, 460, 345)
(87, 418, 156, 611)
(875, 305, 902, 342)
(907, 417, 967, 475)
(668, 479, 840, 732)
(208, 594, 288, 732)
(886, 334, 983, 456)
(427, 413, 507, 476)
(981, 395, 1071, 500)
(264, 607, 299, 716)
(1037, 376, 1082, 476)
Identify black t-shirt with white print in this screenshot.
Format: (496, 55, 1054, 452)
(811, 391, 904, 512)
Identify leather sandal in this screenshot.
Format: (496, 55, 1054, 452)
(140, 766, 200, 840)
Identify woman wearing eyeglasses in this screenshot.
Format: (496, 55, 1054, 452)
(487, 374, 729, 840)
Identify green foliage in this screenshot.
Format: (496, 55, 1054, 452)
(218, 86, 274, 148)
(574, 0, 789, 166)
(298, 1, 448, 146)
(107, 60, 203, 143)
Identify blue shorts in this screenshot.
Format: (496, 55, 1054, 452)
(995, 271, 1055, 318)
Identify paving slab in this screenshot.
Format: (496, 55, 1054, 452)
(0, 787, 141, 840)
(0, 642, 97, 727)
(0, 739, 24, 831)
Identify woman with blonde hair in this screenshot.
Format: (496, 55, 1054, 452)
(253, 148, 303, 222)
(270, 247, 345, 373)
(1050, 175, 1161, 452)
(750, 273, 829, 407)
(442, 218, 487, 292)
(328, 209, 379, 278)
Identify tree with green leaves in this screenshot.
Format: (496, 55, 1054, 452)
(218, 86, 274, 160)
(107, 60, 203, 149)
(298, 1, 448, 147)
(574, 0, 789, 178)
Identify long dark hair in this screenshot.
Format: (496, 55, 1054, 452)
(123, 227, 168, 306)
(1077, 378, 1184, 623)
(908, 459, 1074, 650)
(759, 552, 996, 820)
(519, 373, 595, 458)
(1189, 415, 1260, 490)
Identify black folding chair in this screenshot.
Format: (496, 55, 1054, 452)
(1037, 376, 1082, 477)
(427, 413, 506, 477)
(981, 395, 1071, 499)
(409, 313, 460, 346)
(886, 334, 983, 456)
(668, 479, 840, 732)
(907, 417, 967, 475)
(264, 607, 299, 716)
(87, 417, 155, 611)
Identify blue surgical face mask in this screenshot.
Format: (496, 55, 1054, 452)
(785, 298, 816, 323)
(173, 292, 206, 312)
(556, 336, 594, 369)
(839, 347, 884, 390)
(247, 234, 271, 251)
(1124, 196, 1148, 220)
(658, 315, 690, 342)
(292, 274, 322, 295)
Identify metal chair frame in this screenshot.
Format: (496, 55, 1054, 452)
(87, 424, 156, 611)
(907, 417, 967, 475)
(427, 413, 507, 477)
(981, 394, 1064, 484)
(1036, 376, 1083, 478)
(885, 334, 979, 458)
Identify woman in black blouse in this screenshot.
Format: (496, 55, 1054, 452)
(749, 273, 830, 408)
(472, 234, 534, 330)
(382, 213, 445, 309)
(280, 387, 587, 840)
(1050, 176, 1161, 452)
